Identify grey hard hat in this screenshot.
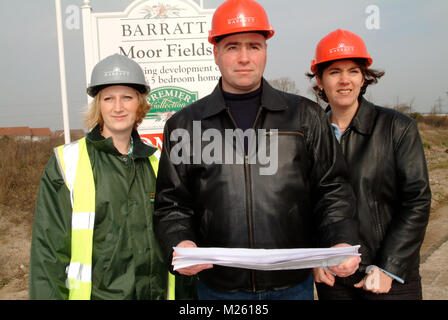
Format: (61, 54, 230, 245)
(87, 54, 150, 97)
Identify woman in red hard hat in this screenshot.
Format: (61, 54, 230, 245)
(308, 29, 431, 300)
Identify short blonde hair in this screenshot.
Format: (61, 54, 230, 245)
(83, 87, 151, 131)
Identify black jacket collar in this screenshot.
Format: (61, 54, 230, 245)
(350, 98, 377, 135)
(326, 97, 377, 135)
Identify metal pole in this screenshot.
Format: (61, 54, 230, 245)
(55, 0, 71, 143)
(82, 0, 93, 105)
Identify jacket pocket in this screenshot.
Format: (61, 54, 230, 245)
(265, 130, 305, 137)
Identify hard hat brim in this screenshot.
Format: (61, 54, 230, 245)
(87, 83, 150, 98)
(310, 56, 373, 74)
(209, 29, 274, 44)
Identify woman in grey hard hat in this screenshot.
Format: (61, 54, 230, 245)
(84, 53, 151, 144)
(29, 53, 196, 299)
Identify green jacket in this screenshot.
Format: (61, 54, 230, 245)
(29, 127, 196, 299)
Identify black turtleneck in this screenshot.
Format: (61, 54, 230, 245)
(223, 86, 262, 132)
(222, 85, 262, 154)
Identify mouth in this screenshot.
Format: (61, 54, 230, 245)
(112, 115, 127, 120)
(337, 89, 352, 95)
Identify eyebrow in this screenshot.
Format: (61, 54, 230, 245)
(224, 41, 241, 47)
(223, 41, 264, 48)
(328, 66, 361, 71)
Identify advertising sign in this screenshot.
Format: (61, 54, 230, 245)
(82, 0, 220, 147)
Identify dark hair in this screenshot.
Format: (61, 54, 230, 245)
(306, 58, 385, 103)
(214, 31, 270, 44)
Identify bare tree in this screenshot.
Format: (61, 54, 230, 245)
(392, 96, 415, 114)
(268, 77, 300, 95)
(408, 97, 415, 114)
(430, 96, 443, 114)
(394, 105, 412, 114)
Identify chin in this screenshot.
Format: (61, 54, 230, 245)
(334, 98, 357, 108)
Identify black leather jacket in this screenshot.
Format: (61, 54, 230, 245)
(331, 98, 431, 280)
(154, 79, 358, 292)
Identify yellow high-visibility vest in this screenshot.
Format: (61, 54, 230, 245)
(55, 137, 175, 300)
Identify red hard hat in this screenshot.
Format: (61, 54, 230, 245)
(310, 29, 372, 74)
(208, 0, 275, 44)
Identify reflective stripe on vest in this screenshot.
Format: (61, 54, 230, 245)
(55, 137, 95, 300)
(55, 138, 175, 300)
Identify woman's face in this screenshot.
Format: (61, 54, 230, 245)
(99, 85, 139, 137)
(317, 59, 364, 110)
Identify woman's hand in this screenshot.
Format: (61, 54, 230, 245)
(354, 266, 393, 294)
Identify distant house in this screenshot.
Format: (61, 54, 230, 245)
(0, 126, 33, 141)
(1, 127, 86, 142)
(31, 128, 52, 141)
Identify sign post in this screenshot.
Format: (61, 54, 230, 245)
(81, 0, 219, 148)
(55, 0, 71, 143)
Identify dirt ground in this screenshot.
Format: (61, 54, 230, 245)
(419, 153, 448, 299)
(1, 143, 447, 300)
(0, 203, 31, 299)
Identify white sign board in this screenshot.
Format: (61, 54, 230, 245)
(82, 0, 220, 147)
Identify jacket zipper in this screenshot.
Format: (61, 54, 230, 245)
(340, 127, 386, 249)
(373, 200, 384, 241)
(226, 107, 263, 292)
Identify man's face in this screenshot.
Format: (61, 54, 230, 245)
(214, 32, 267, 94)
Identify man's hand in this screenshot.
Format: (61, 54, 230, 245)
(327, 243, 360, 278)
(354, 266, 393, 294)
(313, 267, 335, 286)
(172, 240, 213, 276)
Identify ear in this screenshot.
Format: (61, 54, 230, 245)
(213, 45, 218, 65)
(316, 76, 323, 89)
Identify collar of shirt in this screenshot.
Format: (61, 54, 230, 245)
(327, 110, 343, 143)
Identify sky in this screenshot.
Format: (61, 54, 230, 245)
(1, 0, 447, 131)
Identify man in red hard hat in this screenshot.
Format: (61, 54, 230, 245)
(154, 0, 360, 300)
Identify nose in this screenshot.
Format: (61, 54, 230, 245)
(339, 71, 350, 85)
(238, 47, 250, 64)
(113, 98, 124, 112)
